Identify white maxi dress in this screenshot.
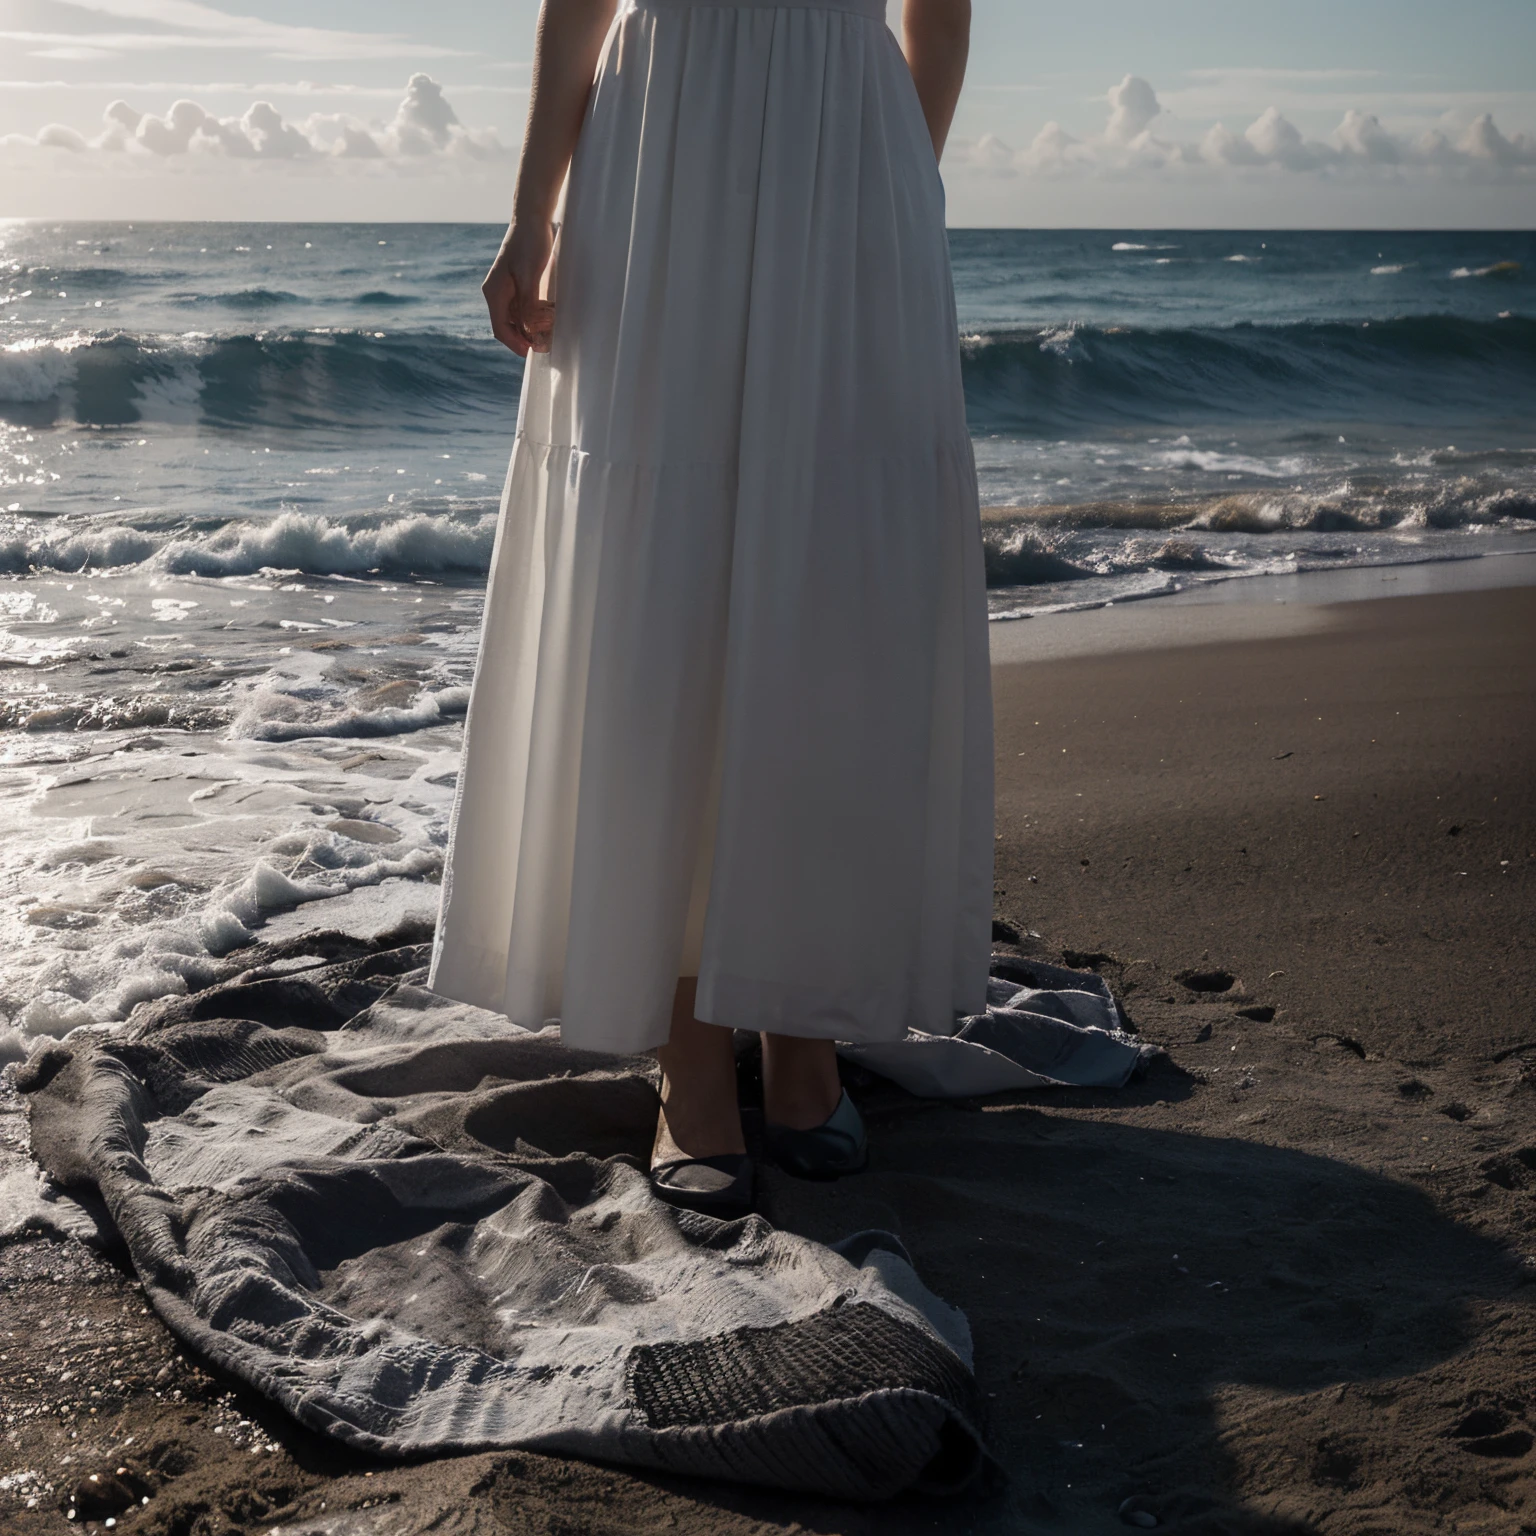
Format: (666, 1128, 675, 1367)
(429, 0, 994, 1054)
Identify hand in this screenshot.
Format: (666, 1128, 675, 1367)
(483, 219, 557, 358)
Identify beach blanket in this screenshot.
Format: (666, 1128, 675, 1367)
(840, 953, 1153, 1097)
(16, 934, 1147, 1498)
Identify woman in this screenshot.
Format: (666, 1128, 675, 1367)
(429, 0, 991, 1217)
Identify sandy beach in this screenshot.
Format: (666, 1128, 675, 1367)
(3, 562, 1534, 1535)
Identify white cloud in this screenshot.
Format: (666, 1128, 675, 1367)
(0, 0, 465, 62)
(1459, 112, 1536, 166)
(1241, 106, 1335, 170)
(969, 131, 1019, 170)
(1334, 109, 1400, 164)
(1, 72, 505, 160)
(1027, 122, 1085, 169)
(945, 75, 1536, 184)
(1105, 74, 1161, 144)
(1199, 121, 1262, 168)
(388, 72, 462, 154)
(35, 120, 88, 149)
(960, 121, 1102, 178)
(1155, 70, 1536, 133)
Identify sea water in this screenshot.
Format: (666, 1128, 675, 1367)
(0, 222, 1532, 1058)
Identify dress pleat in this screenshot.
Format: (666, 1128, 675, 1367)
(429, 0, 994, 1052)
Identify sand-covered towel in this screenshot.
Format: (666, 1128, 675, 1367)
(16, 935, 1146, 1498)
(18, 936, 988, 1499)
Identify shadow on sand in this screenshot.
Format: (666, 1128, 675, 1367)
(637, 1058, 1530, 1535)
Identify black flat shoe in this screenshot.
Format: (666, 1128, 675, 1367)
(765, 1089, 867, 1180)
(649, 1153, 756, 1219)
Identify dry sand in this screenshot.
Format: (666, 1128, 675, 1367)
(2, 575, 1534, 1536)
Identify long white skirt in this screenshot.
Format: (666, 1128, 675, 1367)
(429, 0, 994, 1054)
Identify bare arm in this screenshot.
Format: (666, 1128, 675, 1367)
(900, 0, 970, 162)
(485, 0, 618, 357)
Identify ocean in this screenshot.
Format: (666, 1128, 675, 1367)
(0, 221, 1533, 1052)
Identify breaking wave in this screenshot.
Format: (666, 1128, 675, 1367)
(0, 474, 1531, 596)
(0, 328, 517, 431)
(234, 682, 470, 742)
(961, 313, 1536, 435)
(980, 479, 1536, 590)
(4, 311, 1533, 438)
(0, 508, 498, 578)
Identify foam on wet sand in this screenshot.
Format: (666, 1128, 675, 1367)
(1, 567, 1534, 1533)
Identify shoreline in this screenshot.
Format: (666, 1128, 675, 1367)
(1, 582, 1533, 1534)
(990, 543, 1536, 663)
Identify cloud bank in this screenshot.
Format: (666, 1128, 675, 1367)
(955, 75, 1536, 181)
(2, 73, 503, 161)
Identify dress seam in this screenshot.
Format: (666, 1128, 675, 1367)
(512, 431, 976, 472)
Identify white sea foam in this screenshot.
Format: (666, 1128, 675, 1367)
(242, 686, 469, 741)
(0, 723, 458, 1047)
(6, 833, 442, 1031)
(0, 335, 86, 403)
(1152, 447, 1306, 479)
(0, 509, 497, 579)
(1451, 262, 1521, 279)
(16, 990, 96, 1036)
(160, 509, 497, 578)
(1037, 324, 1083, 360)
(232, 646, 473, 740)
(1371, 264, 1407, 275)
(0, 523, 161, 574)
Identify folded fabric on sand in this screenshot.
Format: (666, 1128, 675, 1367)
(839, 953, 1157, 1098)
(17, 936, 1146, 1498)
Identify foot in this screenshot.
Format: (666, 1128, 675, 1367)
(652, 979, 746, 1167)
(765, 1091, 867, 1180)
(760, 1033, 843, 1132)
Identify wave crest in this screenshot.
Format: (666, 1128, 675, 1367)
(6, 312, 1532, 437)
(0, 327, 516, 430)
(161, 509, 497, 577)
(0, 508, 498, 579)
(961, 313, 1536, 435)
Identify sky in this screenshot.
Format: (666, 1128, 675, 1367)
(0, 0, 1533, 226)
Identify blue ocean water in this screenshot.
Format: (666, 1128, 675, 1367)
(0, 221, 1529, 678)
(3, 224, 1533, 620)
(0, 221, 1531, 1051)
(0, 219, 1532, 677)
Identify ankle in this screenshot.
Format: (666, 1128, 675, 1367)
(760, 1034, 842, 1131)
(653, 1097, 746, 1162)
(653, 1000, 745, 1161)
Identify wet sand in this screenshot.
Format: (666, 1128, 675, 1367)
(2, 577, 1534, 1535)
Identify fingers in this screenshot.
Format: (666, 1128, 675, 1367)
(483, 269, 530, 358)
(489, 312, 531, 358)
(520, 298, 556, 354)
(504, 268, 554, 355)
(484, 271, 557, 356)
(483, 219, 559, 356)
